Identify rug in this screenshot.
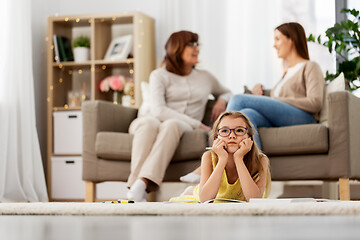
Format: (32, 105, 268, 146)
(1, 201, 360, 216)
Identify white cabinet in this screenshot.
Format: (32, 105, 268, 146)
(51, 156, 127, 200)
(53, 111, 82, 154)
(51, 156, 84, 199)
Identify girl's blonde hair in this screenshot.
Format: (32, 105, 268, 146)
(211, 111, 266, 181)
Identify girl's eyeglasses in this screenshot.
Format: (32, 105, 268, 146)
(186, 42, 200, 48)
(217, 127, 248, 137)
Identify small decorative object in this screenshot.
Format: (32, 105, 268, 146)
(73, 35, 90, 62)
(104, 35, 133, 61)
(308, 8, 360, 91)
(122, 79, 135, 107)
(99, 74, 131, 104)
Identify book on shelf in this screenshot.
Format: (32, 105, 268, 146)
(53, 35, 60, 63)
(53, 35, 74, 62)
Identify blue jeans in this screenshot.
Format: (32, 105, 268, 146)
(226, 94, 317, 149)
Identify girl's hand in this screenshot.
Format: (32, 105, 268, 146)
(212, 138, 228, 164)
(234, 138, 253, 160)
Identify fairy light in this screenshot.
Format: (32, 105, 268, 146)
(100, 18, 105, 22)
(112, 17, 116, 21)
(102, 65, 106, 70)
(88, 19, 92, 23)
(78, 69, 83, 74)
(51, 45, 54, 50)
(64, 104, 69, 109)
(64, 17, 69, 22)
(50, 85, 54, 90)
(59, 64, 63, 69)
(129, 69, 134, 74)
(76, 18, 80, 23)
(68, 70, 73, 75)
(59, 78, 63, 83)
(54, 56, 58, 61)
(90, 67, 95, 72)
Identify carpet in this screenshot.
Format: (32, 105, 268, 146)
(1, 201, 360, 216)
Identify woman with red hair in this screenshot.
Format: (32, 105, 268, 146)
(126, 31, 231, 202)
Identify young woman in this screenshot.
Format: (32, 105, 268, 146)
(226, 22, 325, 148)
(126, 31, 231, 202)
(180, 22, 325, 184)
(170, 111, 271, 203)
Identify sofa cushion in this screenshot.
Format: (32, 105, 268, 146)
(319, 72, 345, 124)
(259, 124, 328, 155)
(96, 132, 133, 160)
(95, 129, 208, 162)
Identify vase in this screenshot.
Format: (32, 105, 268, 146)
(73, 47, 90, 62)
(112, 91, 122, 104)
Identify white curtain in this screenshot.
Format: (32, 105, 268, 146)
(0, 0, 48, 202)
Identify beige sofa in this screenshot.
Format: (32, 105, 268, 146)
(82, 91, 360, 201)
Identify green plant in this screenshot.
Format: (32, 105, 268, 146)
(308, 8, 360, 91)
(73, 35, 90, 48)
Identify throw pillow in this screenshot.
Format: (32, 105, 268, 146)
(319, 72, 345, 124)
(138, 81, 150, 117)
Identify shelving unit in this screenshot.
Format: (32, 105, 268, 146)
(47, 12, 155, 200)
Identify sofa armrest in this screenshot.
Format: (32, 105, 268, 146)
(328, 91, 360, 178)
(82, 100, 138, 180)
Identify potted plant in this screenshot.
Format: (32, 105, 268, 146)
(308, 8, 360, 91)
(72, 35, 90, 62)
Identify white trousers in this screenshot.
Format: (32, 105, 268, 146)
(127, 116, 193, 190)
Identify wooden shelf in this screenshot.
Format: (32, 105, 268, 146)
(47, 12, 155, 200)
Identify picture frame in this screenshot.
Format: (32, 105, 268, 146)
(104, 35, 133, 61)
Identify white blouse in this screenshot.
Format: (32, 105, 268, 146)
(143, 67, 231, 129)
(273, 62, 306, 97)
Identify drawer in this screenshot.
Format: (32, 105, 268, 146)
(53, 111, 82, 154)
(51, 156, 84, 199)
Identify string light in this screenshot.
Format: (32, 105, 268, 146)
(112, 17, 116, 21)
(59, 78, 63, 83)
(78, 69, 82, 74)
(50, 85, 53, 90)
(76, 18, 80, 23)
(64, 17, 69, 22)
(88, 19, 92, 23)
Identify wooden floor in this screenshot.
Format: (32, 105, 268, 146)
(1, 215, 360, 239)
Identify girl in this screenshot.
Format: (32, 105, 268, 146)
(170, 111, 271, 203)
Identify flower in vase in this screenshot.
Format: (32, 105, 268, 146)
(99, 74, 126, 92)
